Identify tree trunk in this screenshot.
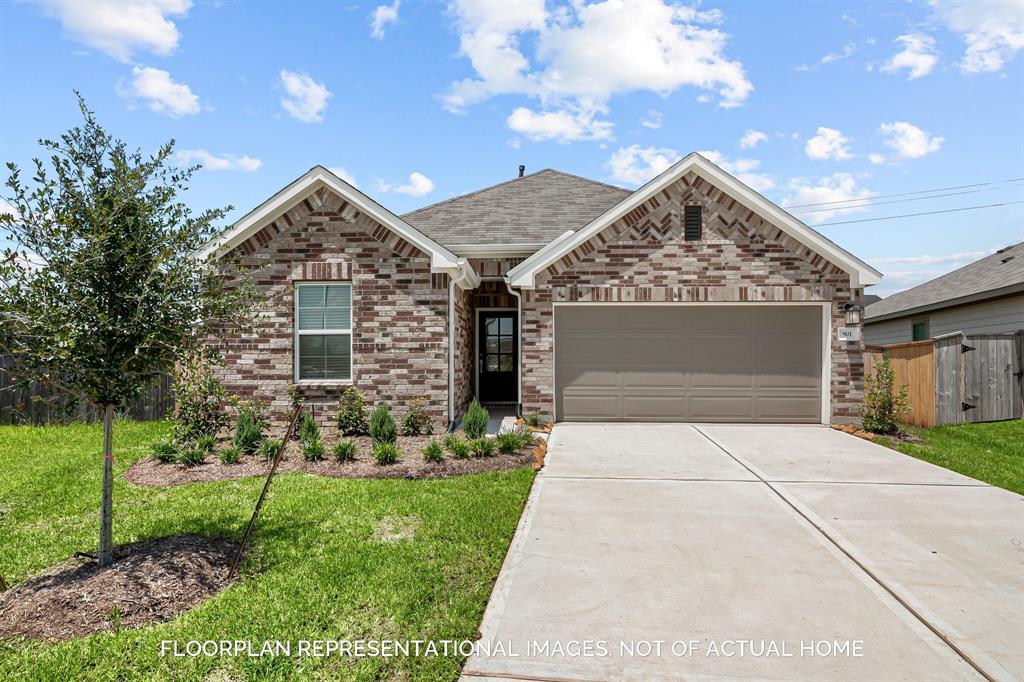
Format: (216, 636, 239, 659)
(98, 404, 114, 567)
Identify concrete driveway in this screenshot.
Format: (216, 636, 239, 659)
(463, 424, 1024, 682)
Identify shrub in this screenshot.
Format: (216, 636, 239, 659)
(257, 438, 283, 463)
(511, 424, 537, 449)
(302, 437, 325, 462)
(219, 446, 241, 464)
(469, 437, 496, 458)
(463, 400, 489, 439)
(172, 350, 229, 444)
(232, 399, 267, 454)
(524, 412, 543, 428)
(334, 439, 357, 462)
(494, 430, 521, 454)
(443, 434, 470, 459)
(297, 411, 320, 445)
(336, 387, 369, 436)
(151, 440, 178, 464)
(177, 446, 206, 467)
(862, 355, 910, 435)
(194, 434, 217, 453)
(400, 397, 434, 436)
(373, 441, 400, 465)
(422, 440, 443, 462)
(369, 404, 397, 445)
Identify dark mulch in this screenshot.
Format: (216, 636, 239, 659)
(0, 536, 237, 642)
(125, 435, 536, 488)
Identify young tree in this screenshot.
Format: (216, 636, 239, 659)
(0, 95, 258, 566)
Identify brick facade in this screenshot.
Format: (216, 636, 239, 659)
(520, 171, 865, 423)
(214, 187, 450, 428)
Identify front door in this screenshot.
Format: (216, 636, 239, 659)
(478, 311, 517, 403)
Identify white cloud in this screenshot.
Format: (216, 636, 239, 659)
(697, 150, 775, 192)
(378, 172, 434, 197)
(606, 145, 681, 184)
(38, 0, 190, 62)
(176, 150, 262, 172)
(738, 129, 767, 149)
(371, 0, 400, 40)
(119, 66, 200, 117)
(805, 127, 853, 161)
(443, 0, 751, 137)
(878, 121, 944, 159)
(868, 153, 887, 165)
(641, 110, 663, 130)
(868, 250, 991, 267)
(930, 0, 1024, 74)
(0, 198, 20, 220)
(880, 34, 939, 80)
(783, 173, 876, 222)
(797, 42, 857, 71)
(506, 105, 613, 142)
(279, 69, 332, 123)
(328, 167, 359, 188)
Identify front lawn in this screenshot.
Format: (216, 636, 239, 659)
(878, 420, 1024, 495)
(0, 420, 534, 680)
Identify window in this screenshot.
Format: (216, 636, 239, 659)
(684, 205, 702, 241)
(912, 319, 929, 342)
(295, 283, 352, 381)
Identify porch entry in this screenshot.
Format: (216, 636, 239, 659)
(478, 310, 518, 404)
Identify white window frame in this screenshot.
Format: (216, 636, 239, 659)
(294, 282, 354, 384)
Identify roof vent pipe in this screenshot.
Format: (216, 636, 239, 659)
(518, 164, 525, 178)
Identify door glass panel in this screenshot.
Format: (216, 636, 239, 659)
(499, 317, 512, 334)
(486, 318, 499, 334)
(485, 337, 499, 353)
(486, 355, 499, 371)
(499, 337, 513, 353)
(499, 356, 513, 372)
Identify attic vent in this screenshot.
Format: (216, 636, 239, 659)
(1001, 255, 1015, 264)
(684, 205, 702, 241)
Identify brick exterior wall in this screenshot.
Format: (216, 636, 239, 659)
(452, 284, 474, 419)
(520, 171, 864, 423)
(213, 187, 451, 429)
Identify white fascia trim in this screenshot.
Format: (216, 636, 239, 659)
(507, 153, 882, 289)
(197, 166, 463, 272)
(447, 243, 547, 258)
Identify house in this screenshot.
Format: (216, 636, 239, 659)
(200, 153, 881, 427)
(864, 243, 1024, 345)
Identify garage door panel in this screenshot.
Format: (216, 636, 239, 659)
(555, 306, 822, 423)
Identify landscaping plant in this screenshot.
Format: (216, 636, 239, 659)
(0, 96, 259, 566)
(336, 387, 369, 436)
(177, 446, 206, 468)
(443, 434, 471, 459)
(302, 437, 326, 462)
(151, 441, 178, 464)
(298, 411, 320, 445)
(401, 397, 434, 436)
(369, 404, 397, 444)
(218, 446, 241, 465)
(524, 412, 543, 429)
(862, 355, 910, 435)
(232, 399, 266, 454)
(463, 400, 489, 439)
(194, 435, 217, 454)
(373, 441, 401, 465)
(422, 440, 444, 462)
(172, 350, 229, 445)
(257, 438, 283, 463)
(469, 437, 496, 458)
(333, 439, 357, 462)
(494, 430, 521, 454)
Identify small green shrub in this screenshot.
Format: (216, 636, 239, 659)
(373, 441, 400, 465)
(172, 350, 229, 444)
(463, 400, 489, 439)
(369, 404, 397, 444)
(151, 440, 178, 464)
(177, 446, 206, 467)
(400, 397, 434, 436)
(257, 438, 283, 462)
(422, 440, 443, 462)
(219, 446, 241, 464)
(333, 439, 357, 462)
(302, 437, 325, 462)
(336, 387, 369, 436)
(233, 400, 266, 454)
(524, 412, 543, 428)
(494, 430, 520, 454)
(443, 434, 470, 459)
(512, 424, 537, 449)
(469, 437, 496, 458)
(298, 411, 320, 445)
(194, 434, 217, 453)
(862, 355, 910, 435)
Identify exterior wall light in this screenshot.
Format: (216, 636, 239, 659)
(843, 302, 862, 325)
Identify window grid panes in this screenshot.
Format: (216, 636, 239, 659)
(297, 283, 352, 381)
(484, 316, 514, 374)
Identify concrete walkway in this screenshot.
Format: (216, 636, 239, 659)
(463, 423, 1024, 682)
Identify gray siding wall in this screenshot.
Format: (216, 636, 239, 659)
(865, 293, 1024, 345)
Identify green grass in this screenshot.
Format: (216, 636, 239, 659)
(878, 420, 1024, 495)
(0, 420, 535, 681)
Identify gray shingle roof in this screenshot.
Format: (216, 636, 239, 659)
(865, 242, 1024, 321)
(401, 169, 631, 249)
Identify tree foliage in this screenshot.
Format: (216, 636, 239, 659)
(862, 354, 910, 435)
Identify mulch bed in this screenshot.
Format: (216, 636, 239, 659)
(831, 423, 924, 443)
(125, 435, 537, 488)
(0, 536, 237, 642)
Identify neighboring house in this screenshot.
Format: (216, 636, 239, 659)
(864, 243, 1024, 345)
(200, 153, 881, 427)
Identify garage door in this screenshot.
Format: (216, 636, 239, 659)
(555, 305, 823, 422)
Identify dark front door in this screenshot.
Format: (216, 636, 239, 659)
(478, 311, 517, 403)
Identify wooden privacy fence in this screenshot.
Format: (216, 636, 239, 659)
(0, 355, 174, 425)
(865, 331, 1023, 428)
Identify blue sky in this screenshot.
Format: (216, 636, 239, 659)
(1, 0, 1022, 296)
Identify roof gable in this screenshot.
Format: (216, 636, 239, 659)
(506, 153, 882, 289)
(402, 169, 630, 250)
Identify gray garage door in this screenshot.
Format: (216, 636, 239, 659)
(555, 306, 823, 423)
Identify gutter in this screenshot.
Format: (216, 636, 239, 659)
(503, 277, 523, 416)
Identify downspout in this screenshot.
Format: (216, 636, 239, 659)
(503, 277, 523, 417)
